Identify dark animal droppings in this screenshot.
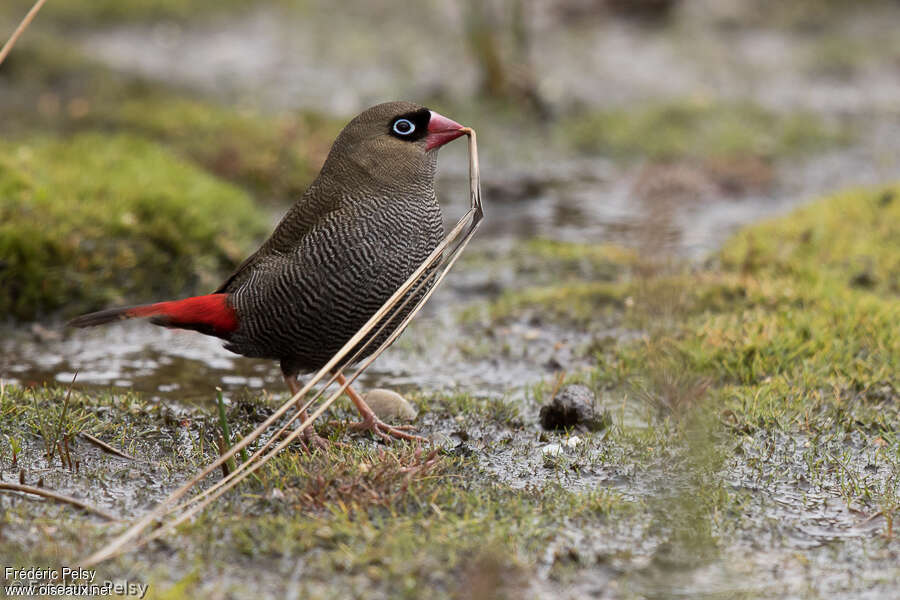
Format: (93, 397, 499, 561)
(539, 384, 610, 432)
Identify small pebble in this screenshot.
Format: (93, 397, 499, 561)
(542, 443, 564, 457)
(364, 389, 417, 423)
(564, 436, 581, 448)
(541, 436, 580, 457)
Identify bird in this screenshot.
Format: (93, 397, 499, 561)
(68, 101, 467, 446)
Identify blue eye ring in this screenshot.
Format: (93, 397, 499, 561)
(392, 118, 415, 135)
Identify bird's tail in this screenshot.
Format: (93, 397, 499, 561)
(67, 293, 239, 338)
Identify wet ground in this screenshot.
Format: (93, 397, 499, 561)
(2, 2, 900, 599)
(6, 3, 900, 404)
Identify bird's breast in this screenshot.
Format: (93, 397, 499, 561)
(223, 190, 444, 368)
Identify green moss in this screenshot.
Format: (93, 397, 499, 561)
(599, 183, 900, 433)
(483, 281, 628, 324)
(698, 185, 900, 429)
(105, 97, 342, 203)
(563, 98, 848, 160)
(0, 41, 343, 204)
(0, 384, 157, 449)
(0, 133, 267, 320)
(460, 239, 635, 324)
(721, 185, 900, 295)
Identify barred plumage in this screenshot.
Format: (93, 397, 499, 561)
(222, 188, 443, 376)
(217, 101, 446, 375)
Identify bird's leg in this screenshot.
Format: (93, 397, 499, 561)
(284, 374, 329, 451)
(335, 373, 426, 443)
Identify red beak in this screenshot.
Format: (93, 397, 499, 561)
(425, 110, 465, 150)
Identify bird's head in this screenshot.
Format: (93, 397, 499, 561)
(322, 101, 466, 190)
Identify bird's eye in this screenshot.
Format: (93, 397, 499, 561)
(392, 118, 415, 135)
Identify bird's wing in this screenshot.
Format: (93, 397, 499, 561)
(227, 203, 407, 318)
(213, 246, 266, 294)
(214, 186, 342, 294)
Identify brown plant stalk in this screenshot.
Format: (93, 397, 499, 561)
(0, 482, 117, 521)
(0, 0, 48, 67)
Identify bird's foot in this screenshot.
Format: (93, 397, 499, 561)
(343, 413, 427, 444)
(299, 429, 331, 452)
(331, 373, 427, 443)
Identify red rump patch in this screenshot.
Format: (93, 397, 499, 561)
(128, 294, 238, 336)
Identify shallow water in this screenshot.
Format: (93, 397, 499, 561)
(8, 2, 895, 403)
(5, 124, 899, 403)
(1, 280, 604, 405)
(76, 3, 900, 116)
(5, 5, 900, 597)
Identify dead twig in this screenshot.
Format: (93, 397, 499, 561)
(859, 510, 883, 525)
(0, 482, 117, 521)
(0, 0, 48, 67)
(80, 432, 135, 461)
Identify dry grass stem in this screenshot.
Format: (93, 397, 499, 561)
(79, 432, 135, 461)
(0, 0, 48, 67)
(0, 482, 117, 521)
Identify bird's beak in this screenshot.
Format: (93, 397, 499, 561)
(425, 110, 465, 151)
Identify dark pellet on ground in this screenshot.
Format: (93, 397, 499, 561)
(540, 384, 609, 432)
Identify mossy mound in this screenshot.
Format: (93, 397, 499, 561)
(604, 182, 900, 430)
(720, 184, 900, 296)
(696, 184, 900, 413)
(105, 97, 341, 203)
(0, 42, 343, 205)
(0, 133, 268, 321)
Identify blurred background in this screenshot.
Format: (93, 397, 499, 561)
(2, 0, 900, 401)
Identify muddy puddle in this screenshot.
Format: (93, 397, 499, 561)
(3, 3, 895, 410)
(74, 3, 900, 116)
(4, 3, 900, 598)
(5, 132, 899, 406)
(0, 303, 601, 406)
(5, 2, 900, 405)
